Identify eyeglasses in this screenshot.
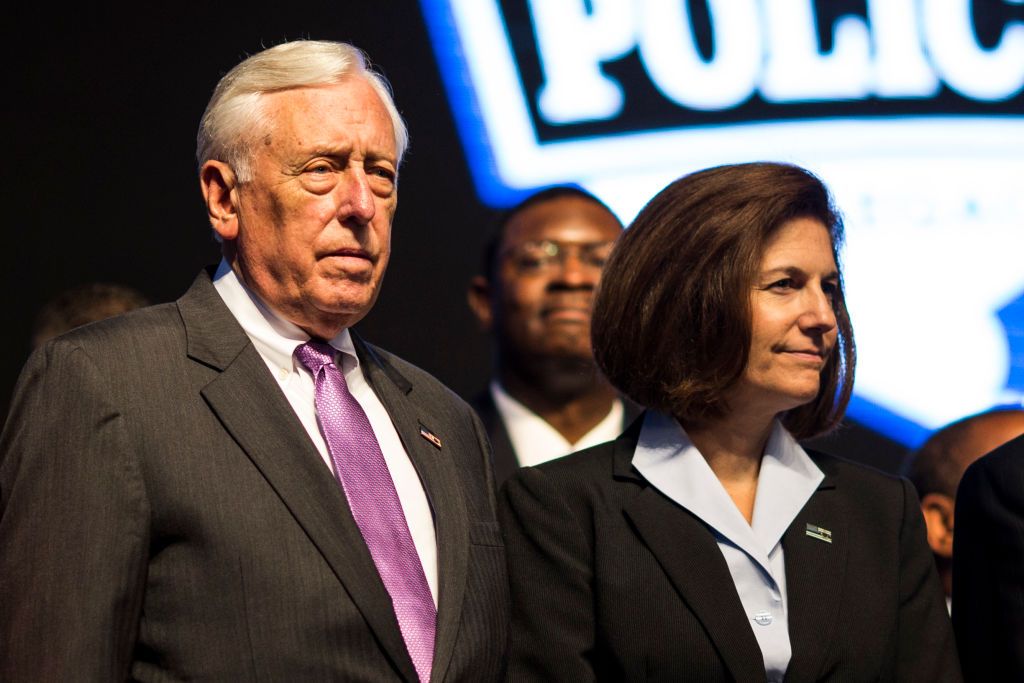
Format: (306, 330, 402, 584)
(500, 239, 617, 273)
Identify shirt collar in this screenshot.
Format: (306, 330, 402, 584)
(633, 411, 823, 574)
(753, 419, 826, 551)
(211, 259, 358, 371)
(490, 380, 625, 464)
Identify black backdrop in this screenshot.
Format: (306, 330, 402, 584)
(4, 2, 907, 469)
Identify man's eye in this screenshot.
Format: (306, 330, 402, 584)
(370, 167, 396, 182)
(309, 165, 332, 174)
(586, 245, 615, 267)
(513, 256, 546, 270)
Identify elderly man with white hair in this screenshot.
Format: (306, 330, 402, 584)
(0, 40, 508, 682)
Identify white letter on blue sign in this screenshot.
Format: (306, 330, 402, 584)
(922, 0, 1024, 101)
(532, 0, 638, 124)
(761, 0, 871, 101)
(867, 0, 939, 97)
(637, 0, 761, 110)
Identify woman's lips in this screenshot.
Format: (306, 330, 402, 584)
(782, 348, 828, 364)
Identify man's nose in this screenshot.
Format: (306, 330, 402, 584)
(338, 170, 376, 224)
(550, 249, 600, 288)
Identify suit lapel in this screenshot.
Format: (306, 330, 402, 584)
(471, 391, 519, 486)
(179, 273, 420, 683)
(781, 463, 847, 683)
(616, 434, 766, 683)
(354, 335, 468, 683)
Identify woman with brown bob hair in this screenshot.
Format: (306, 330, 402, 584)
(499, 162, 959, 682)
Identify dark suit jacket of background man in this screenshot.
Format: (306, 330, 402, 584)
(953, 433, 1024, 682)
(471, 390, 641, 486)
(0, 269, 509, 682)
(499, 419, 960, 682)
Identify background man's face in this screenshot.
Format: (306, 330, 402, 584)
(231, 77, 398, 336)
(490, 197, 621, 364)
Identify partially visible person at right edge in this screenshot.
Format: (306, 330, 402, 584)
(905, 408, 1024, 611)
(953, 431, 1024, 681)
(499, 162, 960, 682)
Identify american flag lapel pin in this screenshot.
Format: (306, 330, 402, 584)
(419, 426, 442, 449)
(805, 523, 832, 543)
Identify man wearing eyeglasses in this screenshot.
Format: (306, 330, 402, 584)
(467, 187, 639, 485)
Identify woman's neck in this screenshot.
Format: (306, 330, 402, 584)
(683, 411, 776, 524)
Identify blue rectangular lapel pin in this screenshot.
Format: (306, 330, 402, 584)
(419, 426, 442, 449)
(805, 523, 832, 543)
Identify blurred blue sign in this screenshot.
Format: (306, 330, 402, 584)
(422, 0, 1024, 446)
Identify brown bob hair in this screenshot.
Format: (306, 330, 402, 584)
(591, 162, 856, 439)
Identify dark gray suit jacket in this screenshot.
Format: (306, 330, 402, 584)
(0, 270, 508, 682)
(499, 417, 960, 682)
(953, 433, 1024, 682)
(470, 389, 641, 486)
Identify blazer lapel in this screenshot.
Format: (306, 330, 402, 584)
(471, 391, 519, 486)
(617, 435, 767, 683)
(178, 272, 420, 683)
(353, 335, 469, 683)
(781, 464, 847, 683)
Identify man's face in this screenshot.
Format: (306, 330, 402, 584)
(224, 78, 398, 338)
(478, 196, 621, 365)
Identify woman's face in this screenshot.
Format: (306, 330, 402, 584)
(729, 217, 840, 419)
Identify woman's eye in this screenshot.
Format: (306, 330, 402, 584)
(769, 278, 794, 290)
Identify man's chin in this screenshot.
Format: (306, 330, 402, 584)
(529, 347, 595, 371)
(311, 285, 380, 317)
(288, 294, 376, 338)
(534, 322, 589, 345)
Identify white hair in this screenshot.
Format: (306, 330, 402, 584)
(196, 40, 409, 181)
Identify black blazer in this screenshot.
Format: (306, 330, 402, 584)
(499, 417, 959, 682)
(0, 270, 509, 682)
(952, 433, 1024, 682)
(471, 389, 641, 486)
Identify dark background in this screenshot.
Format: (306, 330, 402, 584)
(4, 2, 907, 470)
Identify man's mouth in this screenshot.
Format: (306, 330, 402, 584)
(326, 247, 372, 261)
(541, 305, 591, 323)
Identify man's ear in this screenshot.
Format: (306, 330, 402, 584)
(467, 276, 495, 332)
(920, 492, 956, 558)
(199, 160, 240, 241)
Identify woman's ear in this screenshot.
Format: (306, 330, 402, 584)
(199, 160, 239, 241)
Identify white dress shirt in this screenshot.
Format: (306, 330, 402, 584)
(632, 411, 823, 682)
(490, 380, 625, 467)
(212, 261, 438, 606)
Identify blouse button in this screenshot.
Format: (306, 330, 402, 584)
(752, 611, 773, 626)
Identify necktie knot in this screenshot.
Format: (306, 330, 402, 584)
(295, 340, 337, 375)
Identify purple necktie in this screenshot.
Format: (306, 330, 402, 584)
(295, 341, 436, 683)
